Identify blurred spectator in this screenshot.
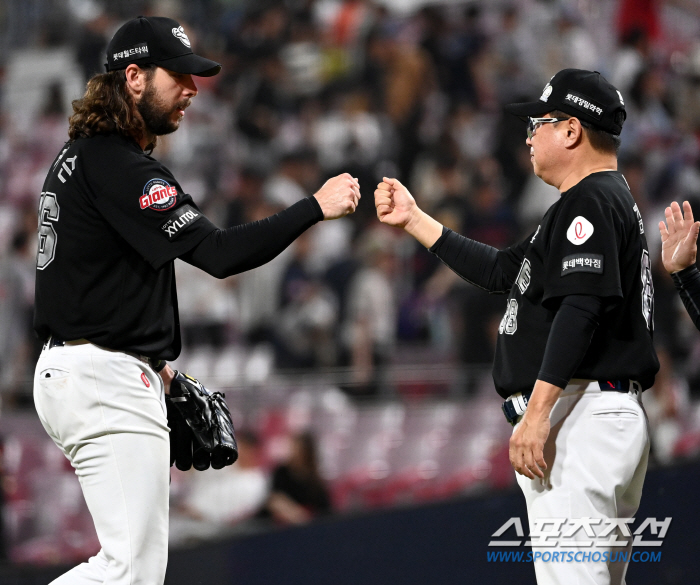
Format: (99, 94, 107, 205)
(342, 227, 398, 396)
(0, 436, 6, 561)
(224, 165, 268, 227)
(0, 216, 38, 397)
(275, 231, 340, 368)
(609, 27, 651, 95)
(365, 25, 431, 176)
(263, 432, 331, 524)
(75, 12, 111, 81)
(178, 431, 268, 527)
(264, 149, 319, 207)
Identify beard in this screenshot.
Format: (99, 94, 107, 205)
(136, 80, 190, 137)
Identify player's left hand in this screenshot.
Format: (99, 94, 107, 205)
(509, 410, 550, 480)
(659, 200, 700, 274)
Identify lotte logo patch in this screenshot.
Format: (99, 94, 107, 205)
(141, 373, 151, 388)
(140, 178, 178, 211)
(567, 216, 594, 245)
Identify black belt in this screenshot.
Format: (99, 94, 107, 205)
(45, 336, 66, 350)
(501, 380, 642, 426)
(44, 336, 166, 372)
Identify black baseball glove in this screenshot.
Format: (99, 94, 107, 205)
(165, 370, 238, 471)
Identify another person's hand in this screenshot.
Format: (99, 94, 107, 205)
(374, 177, 418, 229)
(160, 364, 175, 395)
(313, 173, 360, 219)
(659, 200, 700, 274)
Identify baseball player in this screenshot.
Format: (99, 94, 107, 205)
(375, 69, 658, 585)
(33, 16, 359, 585)
(659, 200, 700, 327)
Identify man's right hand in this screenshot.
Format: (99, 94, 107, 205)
(375, 177, 443, 248)
(374, 177, 417, 229)
(659, 200, 700, 273)
(313, 173, 360, 220)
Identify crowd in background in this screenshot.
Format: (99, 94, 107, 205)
(3, 0, 700, 550)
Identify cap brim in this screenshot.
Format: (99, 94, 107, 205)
(156, 53, 221, 77)
(504, 101, 552, 119)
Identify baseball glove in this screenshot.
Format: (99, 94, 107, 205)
(165, 370, 238, 471)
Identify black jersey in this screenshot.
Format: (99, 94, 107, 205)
(492, 171, 659, 398)
(34, 134, 217, 360)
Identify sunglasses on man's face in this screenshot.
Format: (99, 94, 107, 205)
(527, 117, 569, 139)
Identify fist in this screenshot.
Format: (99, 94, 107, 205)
(313, 173, 360, 220)
(374, 177, 417, 229)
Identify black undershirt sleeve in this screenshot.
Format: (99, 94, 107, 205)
(429, 227, 512, 293)
(537, 294, 604, 389)
(180, 196, 324, 279)
(672, 265, 700, 332)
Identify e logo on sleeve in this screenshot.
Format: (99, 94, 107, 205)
(566, 216, 594, 245)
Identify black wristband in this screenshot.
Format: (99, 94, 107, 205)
(149, 358, 167, 373)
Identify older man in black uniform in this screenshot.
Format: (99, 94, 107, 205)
(375, 69, 658, 585)
(33, 16, 359, 585)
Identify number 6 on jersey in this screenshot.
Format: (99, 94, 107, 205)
(37, 191, 60, 270)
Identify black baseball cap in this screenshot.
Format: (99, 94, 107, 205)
(505, 69, 626, 135)
(105, 16, 221, 77)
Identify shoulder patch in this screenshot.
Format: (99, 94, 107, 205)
(561, 253, 603, 276)
(160, 204, 203, 240)
(141, 178, 178, 211)
(566, 216, 594, 245)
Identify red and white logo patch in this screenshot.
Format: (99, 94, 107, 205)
(141, 372, 151, 387)
(140, 178, 178, 211)
(566, 216, 594, 245)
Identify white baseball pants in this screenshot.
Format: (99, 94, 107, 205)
(33, 341, 171, 585)
(516, 380, 650, 585)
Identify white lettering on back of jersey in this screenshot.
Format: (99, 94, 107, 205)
(58, 156, 77, 183)
(641, 250, 654, 331)
(52, 147, 68, 171)
(632, 203, 644, 234)
(566, 216, 594, 245)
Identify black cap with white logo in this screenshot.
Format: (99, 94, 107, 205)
(105, 16, 221, 77)
(505, 69, 626, 135)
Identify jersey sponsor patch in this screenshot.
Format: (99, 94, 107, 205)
(160, 204, 202, 240)
(561, 253, 603, 275)
(566, 216, 594, 245)
(140, 178, 178, 211)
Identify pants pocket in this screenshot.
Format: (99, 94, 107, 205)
(591, 409, 639, 419)
(39, 367, 71, 380)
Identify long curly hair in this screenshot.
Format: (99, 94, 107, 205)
(68, 66, 156, 148)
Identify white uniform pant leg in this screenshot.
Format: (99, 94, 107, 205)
(515, 382, 650, 585)
(33, 343, 171, 585)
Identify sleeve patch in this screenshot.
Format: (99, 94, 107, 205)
(566, 216, 594, 245)
(160, 204, 203, 240)
(561, 253, 603, 276)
